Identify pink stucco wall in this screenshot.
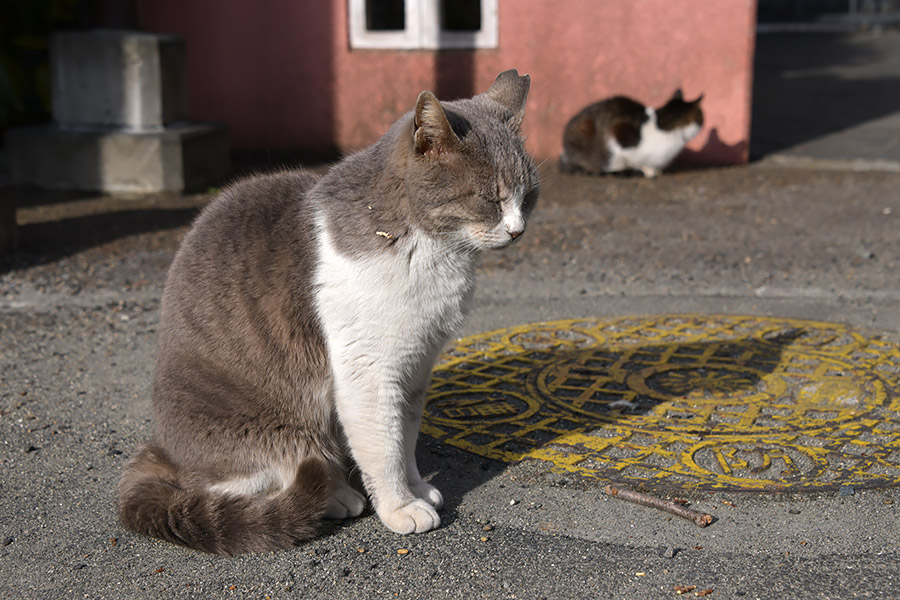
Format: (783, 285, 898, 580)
(137, 1, 756, 165)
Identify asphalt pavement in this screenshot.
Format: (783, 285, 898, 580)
(2, 29, 900, 600)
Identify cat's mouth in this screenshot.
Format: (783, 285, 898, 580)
(477, 230, 524, 250)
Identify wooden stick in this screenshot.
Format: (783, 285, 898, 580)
(604, 485, 713, 527)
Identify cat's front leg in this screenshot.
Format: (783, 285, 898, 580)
(402, 383, 443, 509)
(403, 410, 443, 509)
(334, 381, 440, 534)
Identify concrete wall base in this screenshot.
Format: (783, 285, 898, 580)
(5, 123, 229, 193)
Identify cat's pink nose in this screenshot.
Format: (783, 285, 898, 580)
(504, 215, 525, 240)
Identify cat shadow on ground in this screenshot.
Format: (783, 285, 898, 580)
(416, 328, 804, 524)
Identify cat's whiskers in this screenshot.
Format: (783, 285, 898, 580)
(427, 239, 478, 263)
(536, 171, 554, 186)
(399, 230, 478, 275)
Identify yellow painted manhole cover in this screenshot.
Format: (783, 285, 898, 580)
(423, 315, 900, 493)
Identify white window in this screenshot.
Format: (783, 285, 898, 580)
(348, 0, 498, 50)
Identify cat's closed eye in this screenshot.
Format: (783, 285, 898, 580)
(523, 189, 539, 212)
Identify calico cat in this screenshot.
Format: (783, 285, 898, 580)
(117, 70, 538, 556)
(560, 89, 703, 177)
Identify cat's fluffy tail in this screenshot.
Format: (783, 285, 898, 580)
(117, 444, 329, 555)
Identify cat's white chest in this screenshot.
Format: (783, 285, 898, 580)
(313, 220, 476, 379)
(608, 108, 698, 175)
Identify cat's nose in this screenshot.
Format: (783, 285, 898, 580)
(504, 214, 525, 240)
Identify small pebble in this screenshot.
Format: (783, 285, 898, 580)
(482, 525, 493, 532)
(396, 548, 409, 555)
(788, 508, 801, 515)
(509, 499, 518, 506)
(2, 537, 13, 546)
(480, 536, 489, 542)
(660, 546, 677, 559)
(839, 485, 855, 496)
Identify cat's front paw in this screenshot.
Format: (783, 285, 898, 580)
(324, 484, 367, 519)
(411, 481, 443, 509)
(378, 499, 440, 534)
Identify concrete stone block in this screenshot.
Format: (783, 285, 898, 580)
(5, 123, 229, 193)
(51, 30, 186, 129)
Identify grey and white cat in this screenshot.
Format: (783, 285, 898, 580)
(117, 70, 538, 555)
(560, 89, 703, 177)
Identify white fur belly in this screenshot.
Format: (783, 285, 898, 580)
(613, 127, 682, 170)
(608, 111, 699, 173)
(313, 221, 475, 383)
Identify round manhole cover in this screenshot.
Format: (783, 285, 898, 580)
(423, 315, 900, 493)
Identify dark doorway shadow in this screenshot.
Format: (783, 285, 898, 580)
(137, 3, 338, 171)
(750, 31, 900, 159)
(418, 330, 803, 524)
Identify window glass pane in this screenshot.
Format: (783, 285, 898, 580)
(366, 0, 405, 31)
(440, 0, 481, 31)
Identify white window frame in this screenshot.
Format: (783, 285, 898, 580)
(348, 0, 498, 50)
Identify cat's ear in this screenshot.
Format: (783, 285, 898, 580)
(692, 93, 705, 104)
(414, 91, 460, 157)
(671, 88, 684, 101)
(483, 69, 531, 132)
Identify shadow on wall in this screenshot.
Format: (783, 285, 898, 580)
(750, 31, 900, 159)
(435, 49, 476, 101)
(676, 128, 749, 169)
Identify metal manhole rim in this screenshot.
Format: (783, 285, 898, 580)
(424, 314, 900, 493)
